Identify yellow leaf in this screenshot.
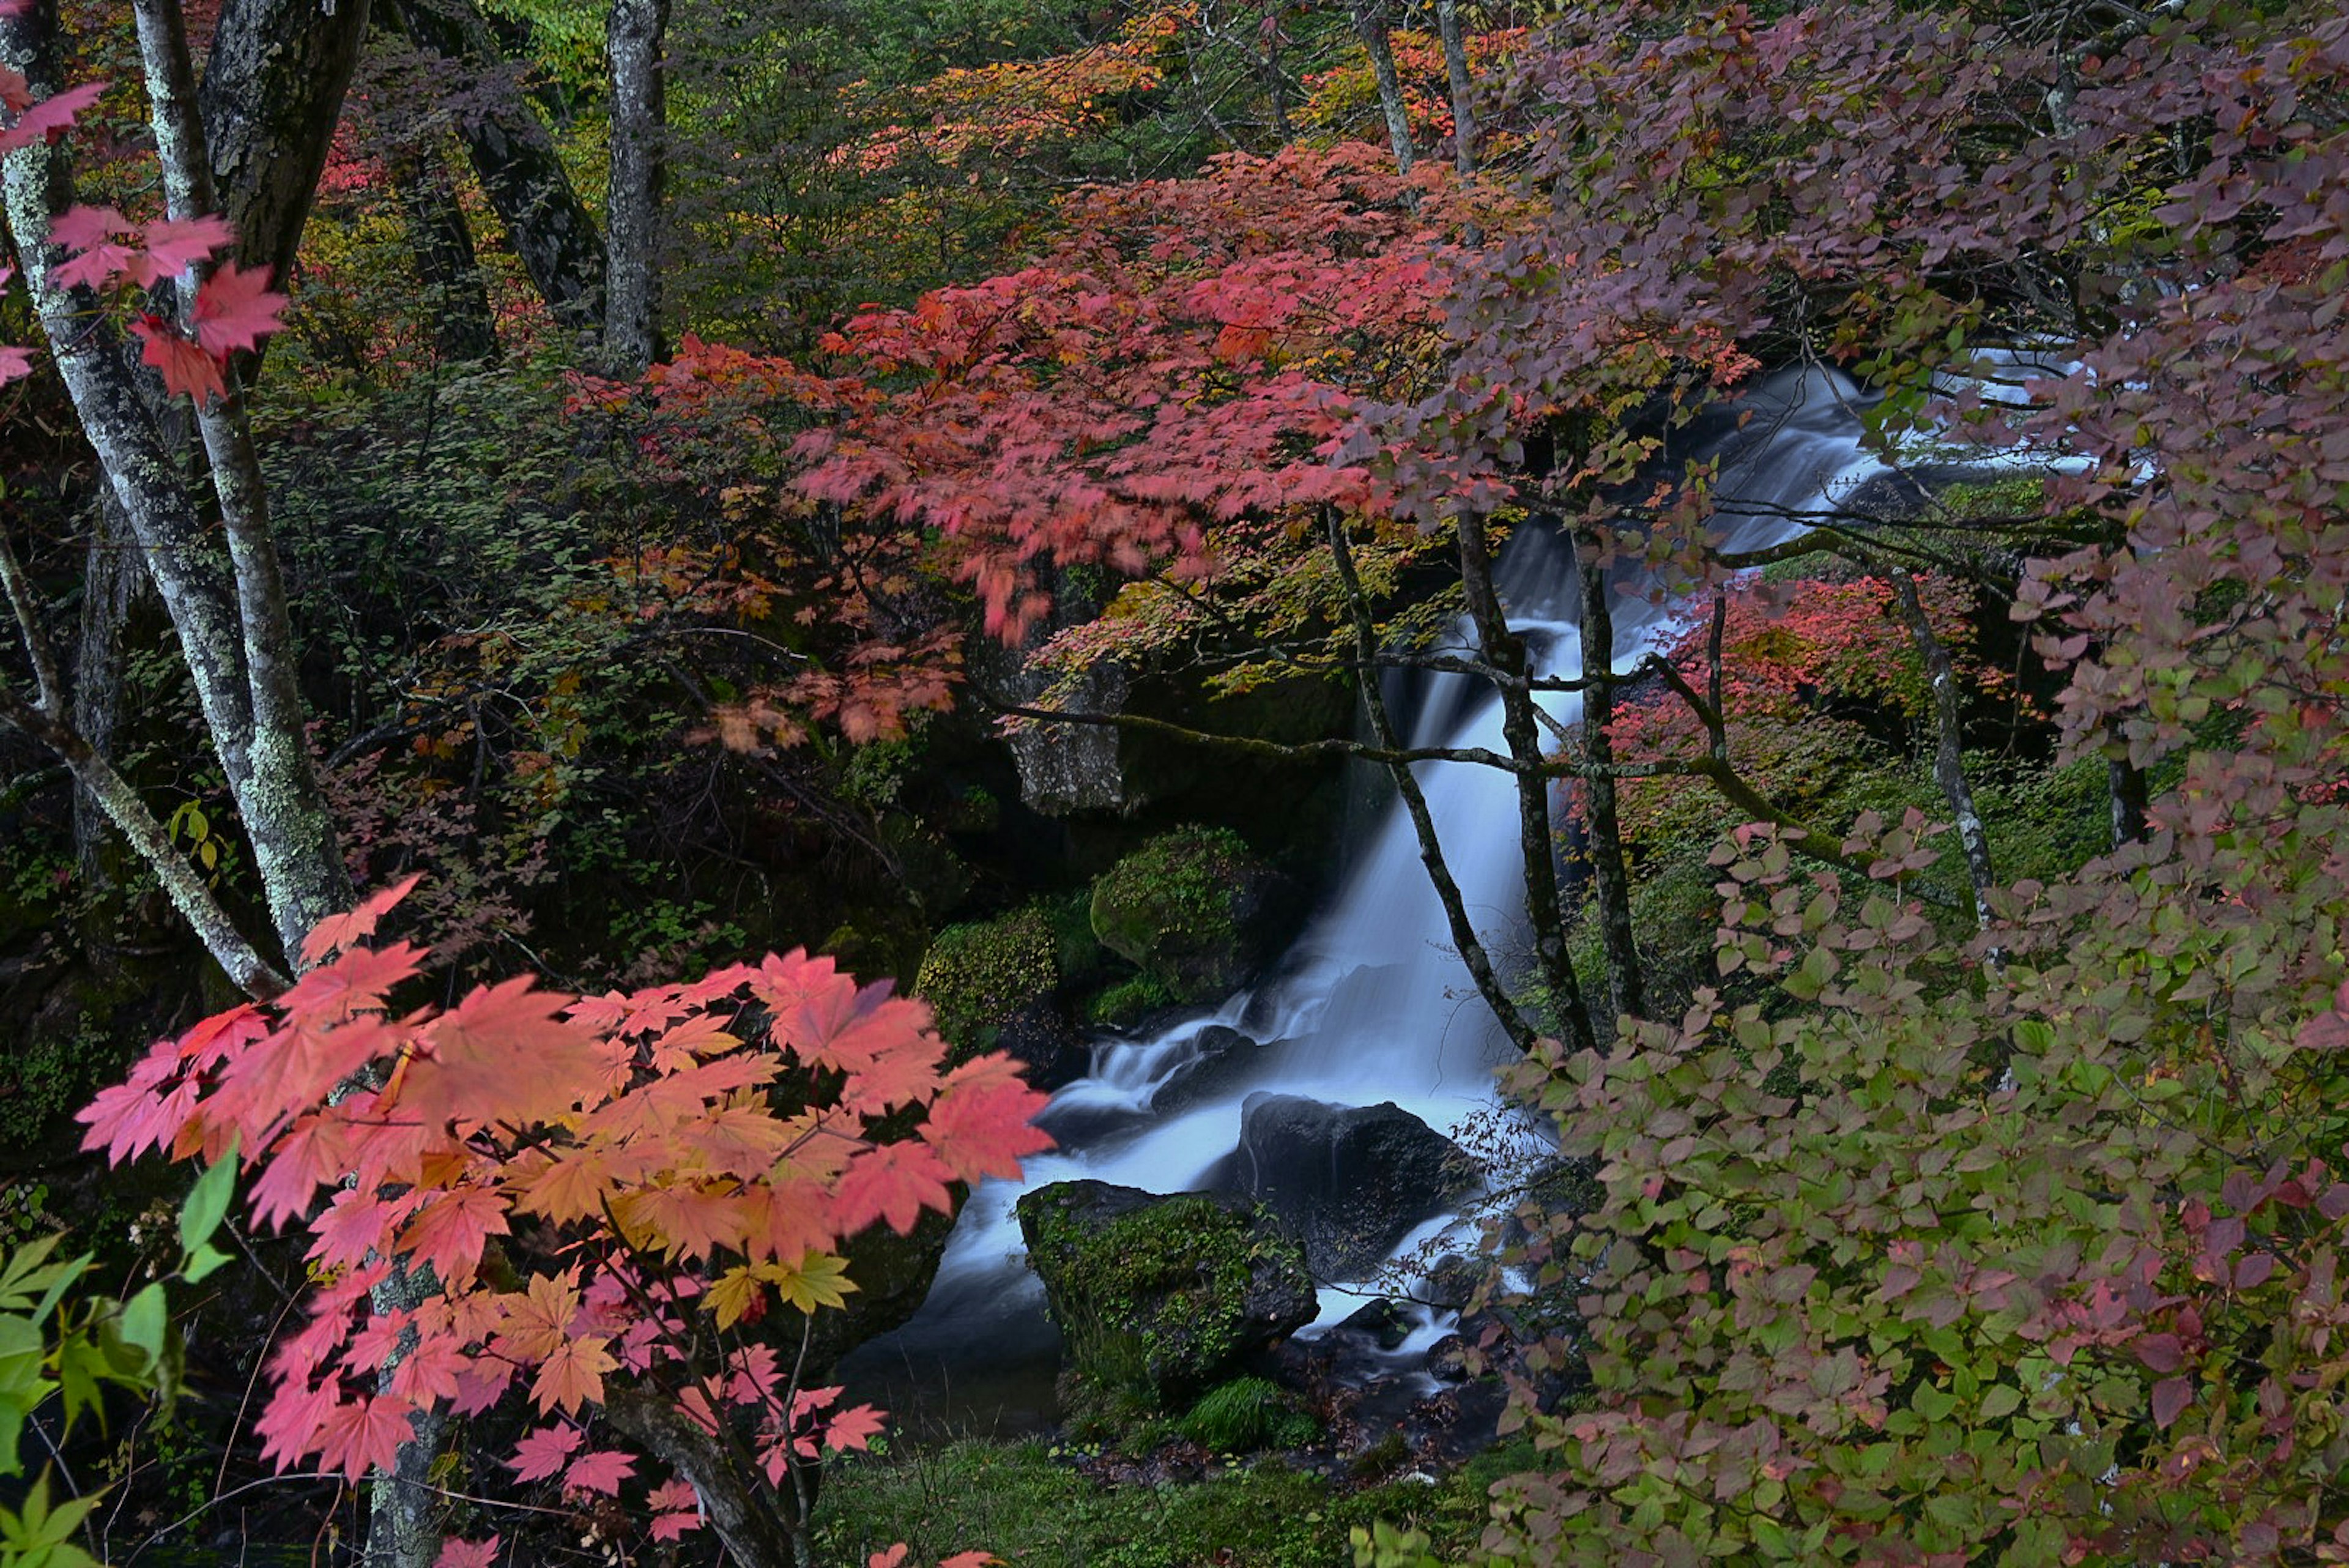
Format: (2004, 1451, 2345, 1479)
(708, 1265, 766, 1330)
(765, 1250, 858, 1315)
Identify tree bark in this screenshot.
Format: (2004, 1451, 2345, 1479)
(603, 1384, 812, 1568)
(1435, 0, 1476, 175)
(1569, 529, 1644, 1027)
(602, 0, 669, 374)
(387, 0, 608, 334)
(1349, 0, 1414, 176)
(387, 139, 502, 363)
(69, 499, 144, 885)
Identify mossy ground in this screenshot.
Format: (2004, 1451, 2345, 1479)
(812, 1436, 1537, 1567)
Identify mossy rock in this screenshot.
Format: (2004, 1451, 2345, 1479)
(913, 907, 1058, 1047)
(1088, 826, 1282, 1003)
(1016, 1180, 1316, 1409)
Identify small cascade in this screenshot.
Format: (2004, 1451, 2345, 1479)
(853, 365, 1921, 1419)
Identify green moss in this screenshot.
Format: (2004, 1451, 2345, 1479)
(913, 907, 1058, 1047)
(1085, 973, 1176, 1027)
(1021, 1189, 1307, 1403)
(1088, 825, 1269, 1001)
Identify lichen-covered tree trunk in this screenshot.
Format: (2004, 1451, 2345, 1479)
(1349, 0, 1414, 176)
(387, 0, 608, 334)
(603, 0, 669, 374)
(1435, 0, 1476, 174)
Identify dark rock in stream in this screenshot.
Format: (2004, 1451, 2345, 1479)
(1151, 1024, 1281, 1116)
(995, 1000, 1091, 1091)
(1234, 1094, 1482, 1278)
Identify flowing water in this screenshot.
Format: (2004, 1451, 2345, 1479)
(847, 365, 1943, 1429)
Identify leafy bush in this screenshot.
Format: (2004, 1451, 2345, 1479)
(1088, 826, 1272, 1001)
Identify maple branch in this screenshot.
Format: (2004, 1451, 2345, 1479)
(973, 687, 1526, 774)
(0, 514, 64, 715)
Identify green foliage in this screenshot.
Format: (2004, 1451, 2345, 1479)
(1088, 827, 1269, 1003)
(0, 1157, 229, 1568)
(1084, 974, 1177, 1028)
(1181, 1378, 1319, 1453)
(914, 907, 1059, 1046)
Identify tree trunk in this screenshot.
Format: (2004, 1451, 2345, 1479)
(603, 1384, 812, 1568)
(1455, 514, 1597, 1057)
(602, 0, 669, 374)
(196, 0, 373, 283)
(1349, 0, 1414, 176)
(69, 498, 144, 886)
(1570, 529, 1643, 1028)
(1435, 0, 1475, 175)
(1891, 570, 1996, 934)
(387, 0, 608, 334)
(387, 140, 501, 363)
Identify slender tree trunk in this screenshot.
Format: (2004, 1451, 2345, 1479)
(1454, 514, 1598, 1056)
(387, 142, 501, 363)
(2107, 724, 2148, 848)
(1329, 515, 1547, 1057)
(1435, 0, 1475, 175)
(69, 499, 144, 885)
(1258, 0, 1289, 141)
(1570, 529, 1643, 1027)
(603, 1385, 812, 1568)
(387, 0, 608, 334)
(1349, 0, 1414, 176)
(602, 0, 669, 374)
(1890, 571, 1995, 934)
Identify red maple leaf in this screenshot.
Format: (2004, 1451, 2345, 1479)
(507, 1424, 583, 1482)
(922, 1055, 1053, 1183)
(434, 1538, 502, 1568)
(190, 261, 288, 358)
(648, 1477, 705, 1539)
(832, 1142, 957, 1236)
(48, 204, 136, 290)
(0, 80, 104, 156)
(315, 1392, 420, 1481)
(396, 1183, 513, 1287)
(0, 342, 33, 385)
(129, 214, 236, 288)
(531, 1335, 618, 1415)
(300, 874, 423, 965)
(561, 1450, 637, 1496)
(403, 977, 604, 1129)
(130, 317, 228, 405)
(821, 1401, 888, 1454)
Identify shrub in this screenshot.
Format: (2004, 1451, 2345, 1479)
(914, 907, 1059, 1047)
(1088, 826, 1273, 1001)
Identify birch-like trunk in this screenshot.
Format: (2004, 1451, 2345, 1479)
(1350, 0, 1415, 176)
(1435, 0, 1476, 174)
(603, 0, 670, 374)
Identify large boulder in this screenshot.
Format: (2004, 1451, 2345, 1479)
(1088, 826, 1286, 1002)
(1234, 1094, 1482, 1279)
(1016, 1180, 1316, 1404)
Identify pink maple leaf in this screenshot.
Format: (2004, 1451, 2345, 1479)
(507, 1424, 584, 1483)
(128, 214, 236, 288)
(129, 316, 228, 405)
(299, 874, 423, 965)
(0, 80, 105, 157)
(191, 261, 288, 359)
(50, 205, 137, 291)
(434, 1537, 501, 1568)
(561, 1449, 637, 1496)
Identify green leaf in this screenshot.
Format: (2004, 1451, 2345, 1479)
(117, 1284, 167, 1370)
(179, 1140, 240, 1257)
(179, 1242, 231, 1287)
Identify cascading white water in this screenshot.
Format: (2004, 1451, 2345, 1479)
(855, 365, 1927, 1414)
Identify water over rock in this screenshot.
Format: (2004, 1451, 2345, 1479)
(1234, 1094, 1482, 1279)
(1015, 1180, 1316, 1402)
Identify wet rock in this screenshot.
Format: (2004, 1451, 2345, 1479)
(1423, 1253, 1485, 1312)
(1016, 1180, 1316, 1404)
(1423, 1334, 1471, 1383)
(1334, 1298, 1414, 1352)
(1089, 827, 1288, 1001)
(1234, 1094, 1482, 1279)
(993, 1000, 1089, 1092)
(1151, 1024, 1280, 1116)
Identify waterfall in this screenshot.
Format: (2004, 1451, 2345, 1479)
(848, 365, 1925, 1420)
